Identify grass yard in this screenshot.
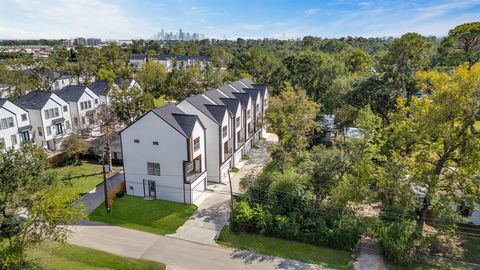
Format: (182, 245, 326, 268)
(89, 195, 197, 235)
(26, 242, 165, 270)
(50, 162, 113, 195)
(217, 226, 354, 270)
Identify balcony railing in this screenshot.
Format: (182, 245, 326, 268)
(184, 160, 202, 183)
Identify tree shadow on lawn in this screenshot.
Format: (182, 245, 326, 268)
(230, 249, 322, 270)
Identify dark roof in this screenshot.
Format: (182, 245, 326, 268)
(130, 54, 146, 60)
(204, 88, 228, 105)
(185, 94, 225, 124)
(14, 91, 54, 110)
(228, 81, 248, 93)
(152, 103, 199, 138)
(89, 80, 110, 96)
(240, 79, 254, 88)
(56, 85, 90, 102)
(0, 98, 7, 108)
(232, 92, 251, 108)
(219, 98, 240, 115)
(252, 84, 268, 97)
(244, 88, 260, 102)
(204, 89, 240, 115)
(205, 104, 228, 124)
(114, 77, 134, 87)
(217, 85, 238, 98)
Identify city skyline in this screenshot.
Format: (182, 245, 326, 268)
(0, 0, 480, 40)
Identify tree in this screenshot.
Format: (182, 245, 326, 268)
(210, 48, 234, 68)
(344, 48, 372, 75)
(110, 84, 154, 125)
(95, 104, 121, 168)
(165, 65, 203, 101)
(96, 68, 116, 81)
(449, 22, 480, 67)
(0, 143, 85, 268)
(136, 61, 167, 95)
(62, 135, 90, 165)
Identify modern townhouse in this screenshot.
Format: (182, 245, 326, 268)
(204, 88, 246, 167)
(177, 94, 234, 183)
(121, 103, 207, 203)
(129, 54, 147, 71)
(89, 77, 140, 105)
(0, 99, 32, 150)
(56, 85, 101, 132)
(15, 91, 72, 151)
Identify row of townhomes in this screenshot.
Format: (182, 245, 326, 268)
(129, 54, 211, 71)
(0, 77, 139, 151)
(121, 79, 268, 204)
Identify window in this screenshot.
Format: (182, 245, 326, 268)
(46, 126, 52, 136)
(11, 135, 17, 146)
(247, 109, 251, 120)
(147, 162, 160, 176)
(134, 139, 140, 143)
(37, 127, 43, 137)
(65, 120, 70, 129)
(95, 98, 99, 104)
(80, 101, 92, 111)
(44, 108, 59, 119)
(235, 117, 240, 128)
(0, 117, 14, 130)
(63, 105, 68, 112)
(193, 137, 200, 151)
(222, 126, 228, 138)
(55, 123, 63, 135)
(21, 114, 27, 121)
(74, 117, 79, 125)
(153, 141, 159, 145)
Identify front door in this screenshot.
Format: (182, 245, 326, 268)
(148, 180, 156, 197)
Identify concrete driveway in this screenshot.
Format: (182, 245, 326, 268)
(167, 133, 278, 245)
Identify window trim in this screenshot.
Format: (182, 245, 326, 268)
(147, 162, 161, 176)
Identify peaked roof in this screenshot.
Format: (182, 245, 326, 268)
(14, 91, 55, 110)
(0, 98, 7, 108)
(184, 94, 225, 124)
(219, 98, 240, 115)
(243, 88, 260, 102)
(89, 80, 110, 96)
(56, 85, 91, 102)
(114, 77, 134, 87)
(252, 84, 268, 97)
(240, 79, 254, 88)
(130, 54, 146, 60)
(205, 104, 228, 124)
(152, 103, 199, 138)
(232, 92, 250, 108)
(228, 81, 249, 93)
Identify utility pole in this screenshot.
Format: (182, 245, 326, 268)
(102, 145, 111, 213)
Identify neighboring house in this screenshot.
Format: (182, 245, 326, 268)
(89, 78, 140, 105)
(129, 54, 147, 71)
(56, 85, 101, 131)
(150, 54, 211, 71)
(121, 103, 207, 203)
(178, 94, 234, 183)
(15, 91, 72, 151)
(0, 98, 32, 150)
(24, 69, 86, 91)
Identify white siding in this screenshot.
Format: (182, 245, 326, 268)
(0, 100, 32, 150)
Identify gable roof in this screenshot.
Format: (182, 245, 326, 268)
(184, 94, 225, 124)
(205, 104, 228, 124)
(228, 81, 249, 93)
(252, 84, 268, 97)
(232, 92, 250, 108)
(56, 85, 91, 102)
(244, 88, 260, 102)
(0, 98, 6, 108)
(240, 79, 254, 88)
(14, 91, 55, 110)
(152, 103, 199, 138)
(114, 77, 134, 87)
(89, 80, 110, 97)
(130, 54, 146, 60)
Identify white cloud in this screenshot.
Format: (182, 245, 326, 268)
(0, 0, 150, 39)
(304, 8, 320, 16)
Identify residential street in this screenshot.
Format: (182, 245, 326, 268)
(69, 221, 331, 270)
(168, 133, 278, 246)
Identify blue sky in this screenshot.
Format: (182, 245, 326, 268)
(0, 0, 479, 39)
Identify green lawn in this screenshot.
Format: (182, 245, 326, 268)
(50, 162, 113, 195)
(217, 226, 354, 270)
(27, 242, 165, 270)
(89, 196, 197, 235)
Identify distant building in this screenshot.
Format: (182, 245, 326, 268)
(74, 37, 86, 46)
(86, 38, 101, 47)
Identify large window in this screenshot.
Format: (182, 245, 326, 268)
(235, 116, 240, 128)
(44, 108, 59, 119)
(0, 117, 14, 130)
(80, 100, 92, 110)
(222, 125, 228, 138)
(193, 137, 200, 151)
(147, 162, 161, 176)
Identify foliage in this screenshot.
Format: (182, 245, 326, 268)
(378, 220, 419, 265)
(111, 84, 154, 125)
(0, 143, 85, 268)
(62, 135, 90, 165)
(94, 104, 121, 167)
(449, 22, 480, 66)
(136, 61, 167, 95)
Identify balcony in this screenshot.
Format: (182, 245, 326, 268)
(184, 159, 202, 183)
(247, 123, 255, 137)
(237, 129, 245, 145)
(223, 137, 233, 161)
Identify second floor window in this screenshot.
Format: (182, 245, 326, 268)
(0, 117, 14, 130)
(44, 108, 59, 119)
(80, 100, 92, 110)
(21, 114, 27, 121)
(235, 117, 240, 128)
(222, 126, 228, 138)
(63, 105, 68, 112)
(247, 109, 251, 120)
(147, 162, 161, 176)
(193, 137, 200, 151)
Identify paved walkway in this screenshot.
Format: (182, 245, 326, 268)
(353, 237, 386, 270)
(80, 172, 125, 214)
(167, 133, 278, 245)
(68, 222, 330, 270)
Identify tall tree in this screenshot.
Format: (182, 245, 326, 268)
(136, 61, 167, 95)
(449, 22, 480, 67)
(62, 135, 90, 165)
(110, 84, 154, 125)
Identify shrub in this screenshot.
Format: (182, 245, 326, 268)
(242, 154, 250, 160)
(231, 167, 240, 173)
(378, 219, 418, 265)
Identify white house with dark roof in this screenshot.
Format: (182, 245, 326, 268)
(178, 94, 234, 183)
(56, 85, 101, 132)
(15, 91, 72, 151)
(129, 54, 147, 71)
(89, 78, 140, 105)
(121, 103, 207, 203)
(0, 99, 32, 150)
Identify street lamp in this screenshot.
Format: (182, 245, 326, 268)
(103, 163, 111, 212)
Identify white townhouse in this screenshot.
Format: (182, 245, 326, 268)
(178, 94, 234, 183)
(15, 91, 72, 151)
(121, 103, 207, 203)
(89, 78, 140, 105)
(56, 85, 101, 131)
(0, 99, 32, 150)
(129, 54, 147, 71)
(204, 89, 246, 167)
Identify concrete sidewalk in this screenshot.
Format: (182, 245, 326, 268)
(68, 222, 330, 270)
(167, 133, 278, 246)
(80, 172, 124, 214)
